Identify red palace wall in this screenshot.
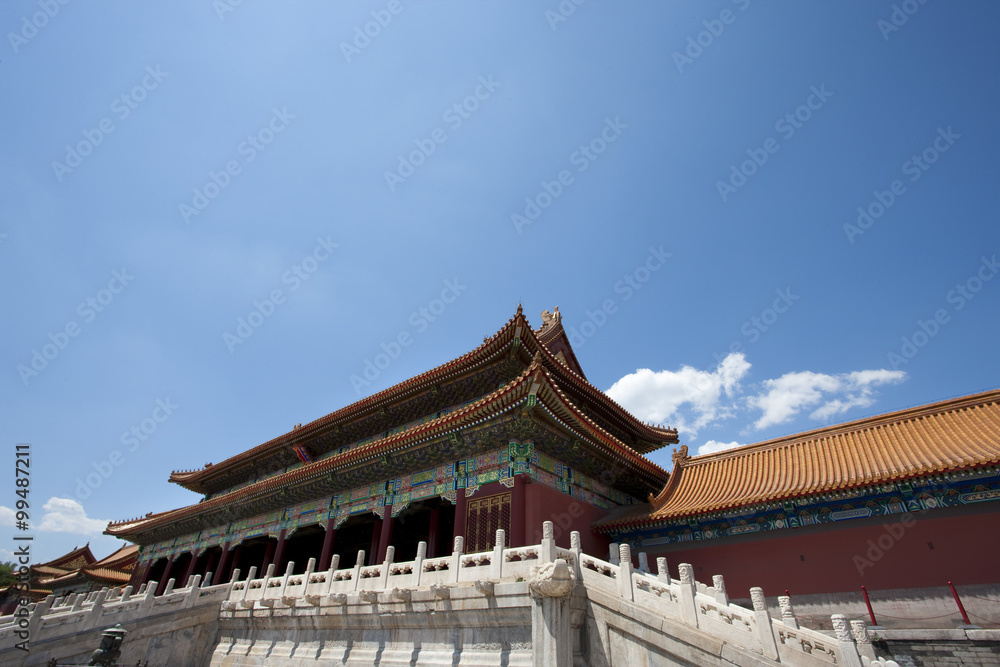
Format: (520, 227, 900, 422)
(641, 506, 1000, 598)
(525, 480, 611, 558)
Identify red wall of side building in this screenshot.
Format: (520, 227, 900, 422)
(640, 507, 1000, 598)
(525, 480, 611, 558)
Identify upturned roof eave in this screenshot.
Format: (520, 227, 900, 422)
(170, 308, 677, 492)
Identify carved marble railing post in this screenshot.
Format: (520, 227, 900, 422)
(303, 557, 317, 594)
(832, 614, 864, 667)
(655, 557, 669, 583)
(608, 543, 620, 566)
(677, 564, 698, 628)
(617, 544, 634, 602)
(28, 595, 54, 638)
(139, 585, 156, 615)
(414, 541, 427, 586)
(278, 562, 295, 597)
(379, 547, 395, 589)
(540, 522, 556, 563)
(136, 583, 147, 596)
(778, 594, 798, 628)
(569, 531, 583, 579)
(227, 569, 241, 596)
(82, 590, 108, 631)
(492, 529, 506, 579)
(324, 556, 340, 595)
(163, 578, 177, 595)
(638, 552, 650, 574)
(450, 537, 464, 582)
(352, 550, 365, 591)
(184, 575, 203, 608)
(71, 593, 86, 612)
(712, 575, 728, 605)
(851, 619, 876, 661)
(120, 586, 133, 602)
(203, 572, 213, 587)
(750, 588, 779, 661)
(529, 558, 576, 667)
(238, 567, 256, 605)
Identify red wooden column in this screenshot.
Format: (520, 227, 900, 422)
(272, 530, 288, 573)
(511, 474, 526, 547)
(427, 508, 440, 558)
(182, 552, 199, 587)
(261, 540, 277, 573)
(129, 561, 148, 589)
(377, 505, 394, 563)
(318, 524, 338, 571)
(155, 556, 175, 596)
(228, 546, 242, 581)
(453, 488, 467, 551)
(368, 519, 382, 566)
(215, 542, 231, 583)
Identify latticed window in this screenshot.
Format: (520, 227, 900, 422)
(465, 492, 511, 553)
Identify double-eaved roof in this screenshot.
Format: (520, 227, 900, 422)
(597, 388, 1000, 532)
(107, 307, 678, 543)
(167, 306, 676, 496)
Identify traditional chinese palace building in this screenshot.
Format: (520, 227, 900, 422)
(106, 308, 1000, 600)
(108, 307, 677, 594)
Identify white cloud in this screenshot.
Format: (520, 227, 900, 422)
(605, 353, 751, 435)
(36, 498, 108, 535)
(748, 369, 906, 430)
(697, 440, 744, 456)
(606, 353, 906, 443)
(0, 506, 14, 527)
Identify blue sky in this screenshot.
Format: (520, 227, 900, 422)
(1, 0, 997, 563)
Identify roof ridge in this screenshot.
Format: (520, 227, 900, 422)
(690, 388, 1000, 464)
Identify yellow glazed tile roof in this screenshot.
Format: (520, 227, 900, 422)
(597, 389, 1000, 531)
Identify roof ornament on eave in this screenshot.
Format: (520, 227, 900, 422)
(672, 444, 690, 466)
(539, 306, 561, 330)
